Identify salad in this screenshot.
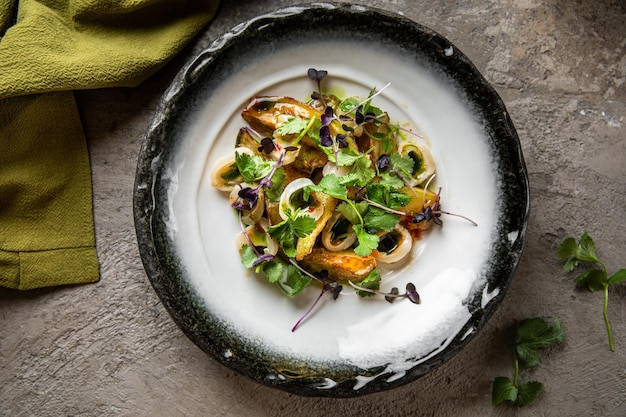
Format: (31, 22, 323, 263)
(210, 69, 474, 330)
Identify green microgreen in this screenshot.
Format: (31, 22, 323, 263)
(492, 317, 564, 407)
(557, 232, 626, 351)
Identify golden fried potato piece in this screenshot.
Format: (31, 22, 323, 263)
(300, 248, 377, 282)
(295, 193, 337, 260)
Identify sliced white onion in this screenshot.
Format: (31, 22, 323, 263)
(322, 161, 351, 177)
(321, 212, 357, 251)
(268, 144, 299, 165)
(235, 222, 278, 256)
(373, 223, 413, 264)
(210, 147, 255, 192)
(229, 183, 265, 225)
(278, 177, 324, 221)
(397, 141, 436, 186)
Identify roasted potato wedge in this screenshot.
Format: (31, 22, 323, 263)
(300, 248, 377, 282)
(295, 193, 337, 260)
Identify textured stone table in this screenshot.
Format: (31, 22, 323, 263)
(1, 1, 625, 416)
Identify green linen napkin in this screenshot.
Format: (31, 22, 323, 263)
(0, 0, 219, 290)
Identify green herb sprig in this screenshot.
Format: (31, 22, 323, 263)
(557, 232, 626, 351)
(492, 317, 564, 407)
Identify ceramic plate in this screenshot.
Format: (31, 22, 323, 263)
(134, 3, 529, 397)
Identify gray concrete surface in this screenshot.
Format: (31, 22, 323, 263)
(1, 1, 625, 416)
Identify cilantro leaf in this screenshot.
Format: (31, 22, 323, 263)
(493, 317, 562, 408)
(305, 174, 348, 200)
(276, 117, 310, 136)
(265, 167, 284, 202)
(557, 232, 601, 269)
(339, 97, 359, 112)
(558, 232, 623, 351)
(364, 206, 399, 232)
(608, 268, 626, 285)
(354, 269, 381, 297)
(378, 172, 404, 189)
(235, 152, 272, 183)
(292, 215, 317, 238)
(353, 224, 379, 256)
(574, 268, 607, 292)
(515, 317, 564, 368)
(268, 211, 316, 258)
(278, 264, 311, 296)
(492, 377, 518, 405)
(366, 184, 412, 210)
(389, 153, 414, 179)
(262, 260, 285, 283)
(336, 201, 368, 226)
(239, 244, 257, 268)
(515, 381, 544, 407)
(345, 153, 376, 187)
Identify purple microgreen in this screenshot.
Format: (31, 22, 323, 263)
(405, 282, 420, 304)
(238, 186, 258, 203)
(291, 280, 337, 332)
(320, 125, 333, 147)
(308, 68, 328, 107)
(307, 68, 328, 82)
(341, 123, 354, 132)
(288, 258, 341, 332)
(232, 151, 290, 213)
(355, 105, 365, 124)
(321, 106, 334, 125)
(332, 284, 343, 300)
(385, 287, 400, 303)
(377, 154, 390, 171)
(258, 137, 276, 154)
(336, 134, 348, 148)
(347, 280, 419, 303)
(284, 145, 299, 152)
(412, 187, 478, 227)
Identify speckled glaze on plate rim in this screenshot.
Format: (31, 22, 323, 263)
(133, 2, 529, 398)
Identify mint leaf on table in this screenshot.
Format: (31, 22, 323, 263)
(492, 317, 563, 407)
(515, 381, 544, 407)
(492, 377, 518, 405)
(557, 232, 625, 351)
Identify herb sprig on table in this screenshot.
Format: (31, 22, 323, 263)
(557, 232, 626, 352)
(492, 317, 564, 407)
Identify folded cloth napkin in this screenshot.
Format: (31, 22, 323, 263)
(0, 0, 219, 290)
